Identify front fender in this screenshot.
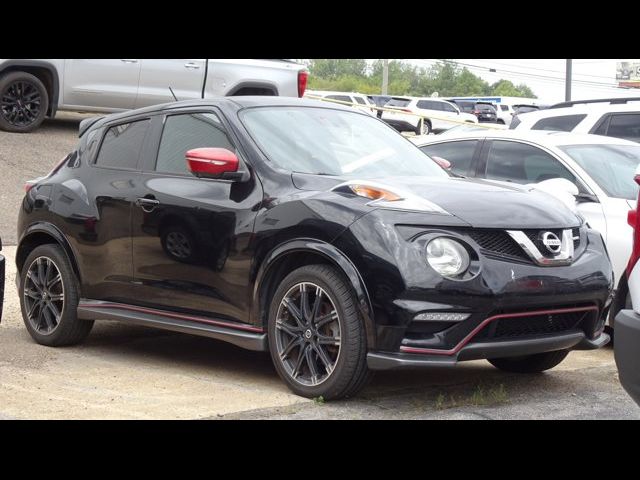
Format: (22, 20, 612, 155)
(251, 238, 376, 349)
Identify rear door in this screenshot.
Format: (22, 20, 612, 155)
(71, 117, 153, 302)
(591, 112, 640, 143)
(418, 139, 483, 176)
(135, 59, 206, 108)
(130, 108, 263, 323)
(63, 59, 141, 110)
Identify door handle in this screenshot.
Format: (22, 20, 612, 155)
(184, 62, 200, 69)
(121, 59, 139, 64)
(136, 197, 160, 212)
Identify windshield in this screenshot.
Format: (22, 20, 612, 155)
(241, 106, 448, 178)
(559, 144, 640, 200)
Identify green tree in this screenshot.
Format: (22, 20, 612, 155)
(308, 59, 367, 79)
(490, 79, 537, 98)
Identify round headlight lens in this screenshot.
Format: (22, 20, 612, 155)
(426, 237, 470, 277)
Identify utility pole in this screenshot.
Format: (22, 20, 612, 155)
(565, 59, 572, 101)
(382, 59, 389, 95)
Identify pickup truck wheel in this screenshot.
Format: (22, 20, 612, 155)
(0, 71, 49, 133)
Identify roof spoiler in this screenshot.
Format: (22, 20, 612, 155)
(78, 115, 105, 137)
(550, 97, 640, 109)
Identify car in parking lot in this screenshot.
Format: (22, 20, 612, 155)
(304, 90, 377, 116)
(413, 130, 640, 326)
(448, 100, 498, 123)
(16, 97, 612, 400)
(381, 96, 478, 135)
(511, 98, 640, 142)
(614, 166, 640, 406)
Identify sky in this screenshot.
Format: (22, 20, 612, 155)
(403, 59, 640, 104)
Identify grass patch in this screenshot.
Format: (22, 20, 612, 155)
(434, 383, 508, 410)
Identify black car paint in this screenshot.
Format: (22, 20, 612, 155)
(16, 97, 613, 368)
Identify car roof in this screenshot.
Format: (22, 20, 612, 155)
(411, 129, 640, 148)
(83, 96, 360, 134)
(517, 102, 640, 122)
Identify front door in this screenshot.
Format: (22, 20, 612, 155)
(130, 109, 263, 324)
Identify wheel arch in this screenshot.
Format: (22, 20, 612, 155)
(252, 238, 375, 348)
(0, 60, 59, 117)
(17, 223, 81, 284)
(227, 81, 278, 96)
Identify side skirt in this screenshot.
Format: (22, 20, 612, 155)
(77, 300, 267, 352)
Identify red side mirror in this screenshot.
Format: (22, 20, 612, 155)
(431, 156, 452, 170)
(185, 148, 239, 179)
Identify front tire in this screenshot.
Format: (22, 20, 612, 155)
(415, 119, 431, 135)
(268, 264, 370, 400)
(488, 350, 569, 373)
(19, 244, 93, 346)
(0, 71, 49, 133)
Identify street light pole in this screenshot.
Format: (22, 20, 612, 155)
(565, 59, 572, 101)
(382, 59, 389, 95)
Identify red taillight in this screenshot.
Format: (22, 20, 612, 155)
(24, 181, 35, 193)
(297, 70, 309, 98)
(473, 110, 481, 115)
(626, 174, 640, 275)
(401, 108, 412, 113)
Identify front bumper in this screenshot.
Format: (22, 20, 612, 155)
(369, 330, 609, 370)
(614, 309, 640, 406)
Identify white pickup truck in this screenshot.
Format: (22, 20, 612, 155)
(0, 59, 309, 132)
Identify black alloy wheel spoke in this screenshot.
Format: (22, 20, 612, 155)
(275, 282, 342, 387)
(24, 257, 64, 334)
(1, 80, 41, 127)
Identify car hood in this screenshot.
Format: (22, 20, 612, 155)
(292, 173, 581, 229)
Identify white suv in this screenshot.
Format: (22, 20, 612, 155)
(512, 98, 640, 143)
(304, 90, 377, 116)
(381, 96, 478, 135)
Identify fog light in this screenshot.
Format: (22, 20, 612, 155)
(413, 312, 471, 322)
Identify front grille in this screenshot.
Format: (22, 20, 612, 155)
(523, 229, 563, 258)
(477, 310, 591, 340)
(572, 228, 580, 250)
(467, 230, 529, 260)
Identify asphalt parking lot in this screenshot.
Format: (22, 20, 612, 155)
(0, 113, 639, 419)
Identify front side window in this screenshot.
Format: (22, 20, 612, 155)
(441, 102, 457, 113)
(485, 140, 576, 185)
(420, 140, 478, 176)
(95, 119, 150, 170)
(560, 143, 640, 200)
(532, 114, 587, 132)
(155, 112, 234, 175)
(241, 106, 448, 178)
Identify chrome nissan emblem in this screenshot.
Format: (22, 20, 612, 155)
(541, 232, 562, 254)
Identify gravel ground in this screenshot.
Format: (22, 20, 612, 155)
(0, 115, 639, 419)
(0, 112, 93, 245)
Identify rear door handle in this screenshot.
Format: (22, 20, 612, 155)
(184, 62, 200, 69)
(136, 197, 160, 212)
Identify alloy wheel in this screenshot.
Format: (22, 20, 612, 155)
(165, 231, 192, 259)
(275, 282, 341, 386)
(1, 80, 41, 127)
(23, 256, 65, 335)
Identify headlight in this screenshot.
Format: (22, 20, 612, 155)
(426, 237, 470, 277)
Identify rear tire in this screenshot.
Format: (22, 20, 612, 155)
(19, 244, 93, 346)
(268, 264, 370, 400)
(415, 119, 431, 135)
(0, 71, 49, 133)
(488, 350, 569, 373)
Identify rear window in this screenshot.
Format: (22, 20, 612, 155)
(532, 114, 587, 132)
(386, 98, 411, 107)
(95, 119, 150, 170)
(476, 104, 496, 112)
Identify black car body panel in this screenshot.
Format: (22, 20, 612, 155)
(614, 309, 640, 405)
(16, 97, 613, 368)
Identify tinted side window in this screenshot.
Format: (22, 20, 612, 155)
(417, 100, 442, 110)
(326, 95, 352, 103)
(606, 113, 640, 142)
(485, 141, 576, 184)
(441, 102, 457, 112)
(155, 112, 235, 175)
(531, 114, 587, 132)
(353, 96, 366, 105)
(420, 140, 478, 175)
(500, 105, 509, 111)
(95, 120, 150, 169)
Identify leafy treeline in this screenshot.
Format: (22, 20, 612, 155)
(305, 59, 536, 98)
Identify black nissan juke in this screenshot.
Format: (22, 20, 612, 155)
(15, 97, 613, 399)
